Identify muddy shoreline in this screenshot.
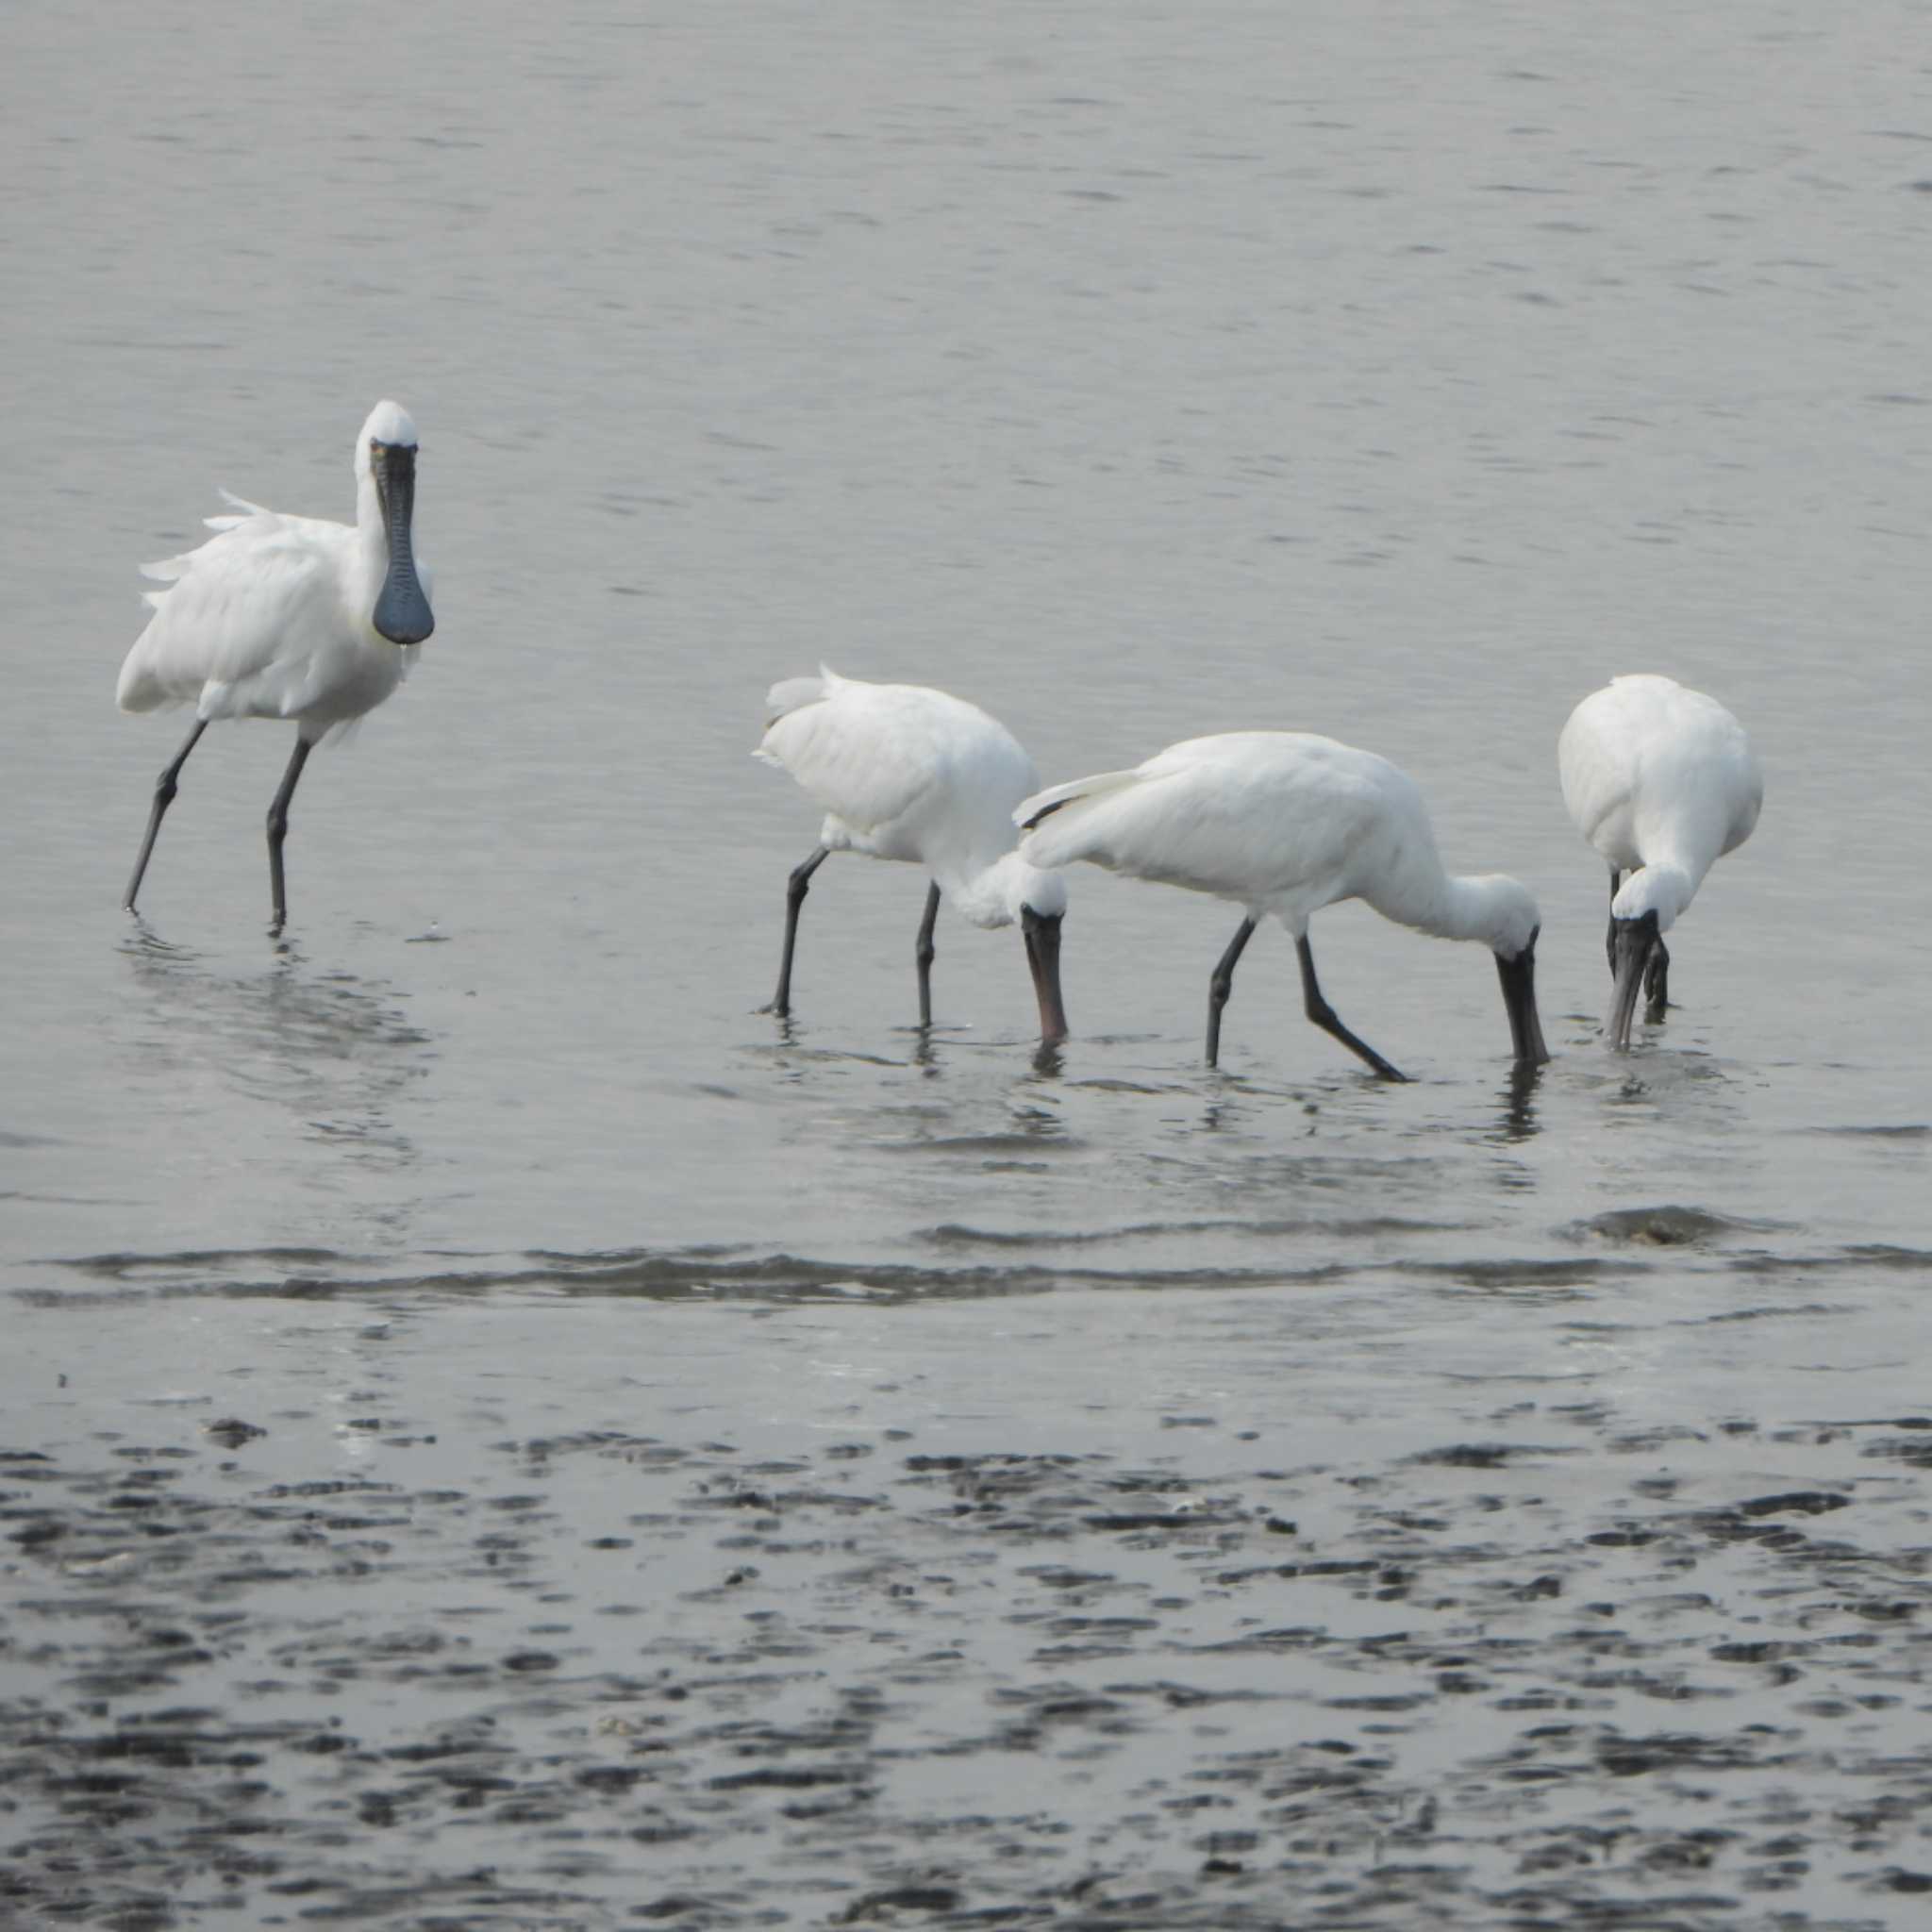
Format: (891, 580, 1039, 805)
(6, 1289, 1929, 1930)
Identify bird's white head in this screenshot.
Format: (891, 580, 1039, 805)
(1610, 863, 1693, 936)
(985, 853, 1069, 928)
(358, 400, 420, 471)
(940, 853, 1066, 929)
(1465, 874, 1541, 962)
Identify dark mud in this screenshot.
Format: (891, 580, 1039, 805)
(6, 1343, 1930, 1930)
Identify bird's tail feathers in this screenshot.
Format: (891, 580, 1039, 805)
(138, 548, 198, 596)
(763, 664, 844, 728)
(1013, 767, 1143, 833)
(203, 488, 274, 535)
(139, 490, 277, 591)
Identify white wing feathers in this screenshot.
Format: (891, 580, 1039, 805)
(118, 500, 347, 716)
(1016, 732, 1408, 909)
(756, 673, 950, 838)
(1558, 675, 1762, 873)
(754, 668, 1042, 873)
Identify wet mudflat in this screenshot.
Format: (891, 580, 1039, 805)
(6, 1250, 1932, 1932)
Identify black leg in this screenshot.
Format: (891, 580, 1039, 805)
(1205, 916, 1257, 1067)
(1643, 937, 1671, 1024)
(1295, 933, 1407, 1081)
(124, 717, 208, 913)
(914, 880, 941, 1029)
(764, 846, 828, 1015)
(265, 735, 314, 936)
(1604, 869, 1622, 976)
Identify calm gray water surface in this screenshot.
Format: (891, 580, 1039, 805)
(4, 4, 1930, 1925)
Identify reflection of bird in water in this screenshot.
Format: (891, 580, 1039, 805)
(119, 930, 430, 1171)
(1558, 675, 1762, 1049)
(1497, 1062, 1542, 1143)
(116, 401, 436, 935)
(755, 667, 1070, 1047)
(1018, 731, 1548, 1080)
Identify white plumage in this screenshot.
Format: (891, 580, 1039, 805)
(117, 400, 435, 931)
(1017, 730, 1547, 1078)
(754, 667, 1069, 1043)
(1558, 674, 1762, 1046)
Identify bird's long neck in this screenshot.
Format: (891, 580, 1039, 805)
(1395, 870, 1523, 949)
(350, 467, 389, 608)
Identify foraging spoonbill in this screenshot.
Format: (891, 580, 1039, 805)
(117, 400, 436, 932)
(755, 667, 1069, 1045)
(1016, 731, 1546, 1078)
(1558, 674, 1761, 1048)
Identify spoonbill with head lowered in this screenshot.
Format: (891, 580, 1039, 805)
(755, 666, 1069, 1046)
(116, 399, 436, 933)
(1558, 674, 1761, 1048)
(1016, 730, 1547, 1079)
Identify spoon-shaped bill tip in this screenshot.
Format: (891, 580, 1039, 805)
(372, 443, 434, 645)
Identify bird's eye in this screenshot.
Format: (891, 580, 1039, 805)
(370, 439, 385, 455)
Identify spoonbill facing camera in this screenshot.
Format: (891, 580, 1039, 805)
(116, 399, 435, 933)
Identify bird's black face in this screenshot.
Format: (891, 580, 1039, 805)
(1495, 926, 1551, 1067)
(1022, 907, 1069, 1048)
(371, 441, 434, 646)
(1607, 910, 1661, 1049)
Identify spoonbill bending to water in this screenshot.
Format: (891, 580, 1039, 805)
(1558, 674, 1761, 1048)
(116, 400, 436, 933)
(1015, 731, 1547, 1079)
(755, 667, 1069, 1046)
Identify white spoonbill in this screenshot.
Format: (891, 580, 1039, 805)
(1016, 731, 1547, 1079)
(755, 667, 1069, 1045)
(117, 400, 436, 933)
(1558, 674, 1761, 1048)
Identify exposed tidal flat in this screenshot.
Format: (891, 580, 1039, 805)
(5, 0, 1930, 1924)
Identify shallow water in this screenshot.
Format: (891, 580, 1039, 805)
(4, 2, 1930, 1926)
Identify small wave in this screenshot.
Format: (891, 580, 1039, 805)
(37, 1229, 1913, 1309)
(1727, 1244, 1932, 1275)
(1063, 1077, 1194, 1096)
(872, 1132, 1084, 1156)
(55, 1245, 357, 1280)
(915, 1215, 1474, 1249)
(1845, 1243, 1932, 1271)
(1675, 1302, 1841, 1325)
(27, 1243, 1358, 1307)
(1398, 1257, 1650, 1289)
